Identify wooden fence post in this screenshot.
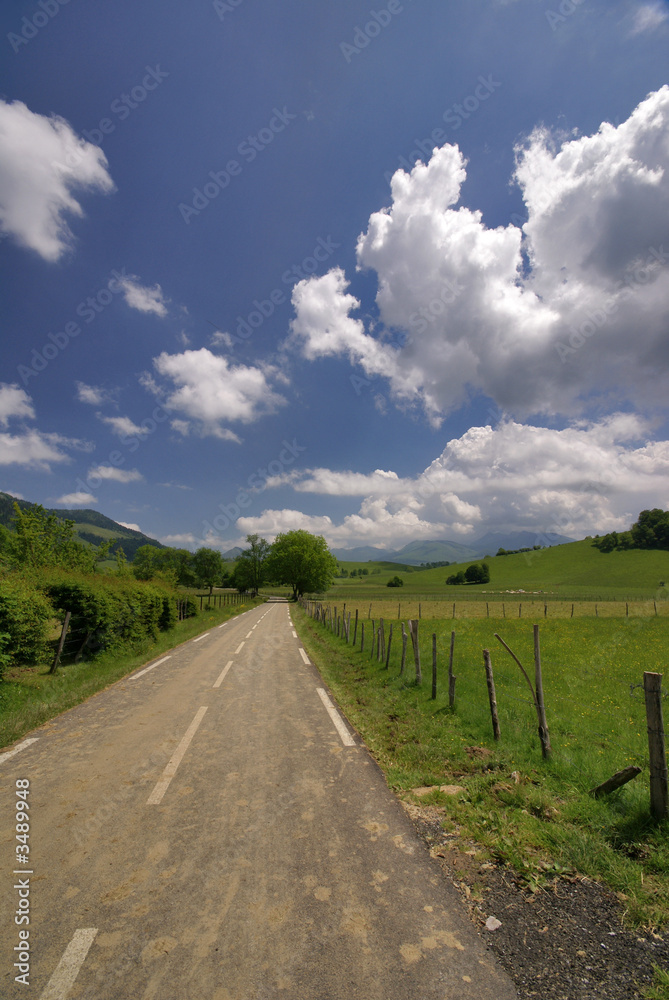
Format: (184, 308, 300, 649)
(483, 649, 501, 741)
(431, 633, 437, 699)
(400, 623, 407, 676)
(644, 672, 668, 820)
(50, 611, 71, 674)
(448, 630, 456, 709)
(409, 620, 422, 683)
(533, 624, 552, 759)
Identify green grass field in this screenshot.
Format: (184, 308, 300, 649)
(327, 538, 669, 602)
(294, 603, 669, 929)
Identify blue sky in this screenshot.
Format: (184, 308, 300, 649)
(1, 0, 668, 553)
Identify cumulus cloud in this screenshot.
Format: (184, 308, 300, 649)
(228, 415, 669, 548)
(0, 99, 114, 261)
(289, 87, 669, 422)
(76, 382, 115, 406)
(87, 465, 143, 483)
(98, 414, 151, 438)
(149, 348, 287, 440)
(118, 521, 141, 532)
(116, 275, 169, 317)
(0, 384, 35, 427)
(54, 492, 97, 506)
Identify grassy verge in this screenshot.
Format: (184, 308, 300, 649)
(293, 604, 669, 930)
(0, 597, 263, 749)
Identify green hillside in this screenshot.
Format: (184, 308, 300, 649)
(0, 492, 165, 561)
(331, 538, 669, 600)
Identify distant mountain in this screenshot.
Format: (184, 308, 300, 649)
(0, 491, 165, 561)
(332, 531, 576, 566)
(222, 546, 244, 560)
(331, 545, 394, 562)
(472, 530, 575, 557)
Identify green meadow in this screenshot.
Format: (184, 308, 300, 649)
(293, 600, 669, 930)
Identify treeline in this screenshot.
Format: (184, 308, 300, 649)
(594, 508, 669, 553)
(446, 562, 490, 585)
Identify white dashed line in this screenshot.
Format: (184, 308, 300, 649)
(213, 661, 234, 688)
(192, 633, 210, 642)
(147, 707, 208, 804)
(298, 648, 310, 664)
(235, 642, 245, 654)
(292, 630, 298, 638)
(246, 631, 253, 638)
(0, 738, 39, 765)
(317, 689, 356, 746)
(40, 927, 98, 1000)
(130, 656, 171, 680)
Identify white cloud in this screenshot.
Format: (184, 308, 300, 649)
(54, 492, 98, 506)
(118, 521, 141, 532)
(150, 348, 287, 439)
(0, 99, 114, 261)
(98, 414, 152, 438)
(228, 416, 669, 548)
(117, 274, 169, 317)
(0, 384, 35, 427)
(628, 2, 668, 35)
(289, 87, 669, 422)
(76, 382, 115, 406)
(88, 465, 143, 483)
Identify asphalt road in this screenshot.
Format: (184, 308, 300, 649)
(0, 600, 518, 999)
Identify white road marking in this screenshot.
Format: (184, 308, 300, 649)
(40, 927, 98, 1000)
(235, 642, 245, 654)
(317, 689, 356, 746)
(218, 622, 227, 628)
(129, 656, 171, 680)
(292, 630, 298, 638)
(213, 661, 234, 688)
(192, 633, 210, 642)
(0, 737, 39, 764)
(246, 630, 253, 638)
(298, 648, 310, 664)
(147, 707, 208, 805)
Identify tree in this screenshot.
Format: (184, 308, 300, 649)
(446, 570, 466, 585)
(192, 547, 224, 596)
(132, 544, 161, 580)
(465, 562, 490, 584)
(266, 530, 338, 600)
(232, 534, 270, 595)
(387, 576, 404, 587)
(11, 502, 108, 572)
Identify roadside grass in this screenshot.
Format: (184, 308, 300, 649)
(293, 605, 669, 930)
(0, 597, 263, 750)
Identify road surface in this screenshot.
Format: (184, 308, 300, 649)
(0, 600, 517, 999)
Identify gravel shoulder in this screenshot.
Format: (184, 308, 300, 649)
(403, 800, 669, 1000)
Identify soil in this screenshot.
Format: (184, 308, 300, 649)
(402, 800, 669, 1000)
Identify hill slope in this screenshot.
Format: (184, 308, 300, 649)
(0, 492, 165, 561)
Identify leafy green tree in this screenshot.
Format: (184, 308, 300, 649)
(132, 544, 161, 580)
(11, 502, 108, 572)
(387, 576, 404, 587)
(465, 562, 490, 584)
(192, 547, 224, 596)
(266, 530, 338, 600)
(446, 570, 466, 585)
(232, 534, 270, 595)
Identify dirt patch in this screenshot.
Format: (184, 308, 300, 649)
(403, 800, 669, 999)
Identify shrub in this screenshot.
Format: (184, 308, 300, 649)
(446, 571, 466, 585)
(387, 576, 404, 587)
(0, 575, 54, 667)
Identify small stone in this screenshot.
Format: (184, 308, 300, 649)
(485, 916, 502, 932)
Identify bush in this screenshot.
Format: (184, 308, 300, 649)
(386, 576, 404, 587)
(0, 575, 54, 667)
(446, 571, 466, 585)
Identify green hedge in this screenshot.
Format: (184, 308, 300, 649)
(0, 576, 54, 669)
